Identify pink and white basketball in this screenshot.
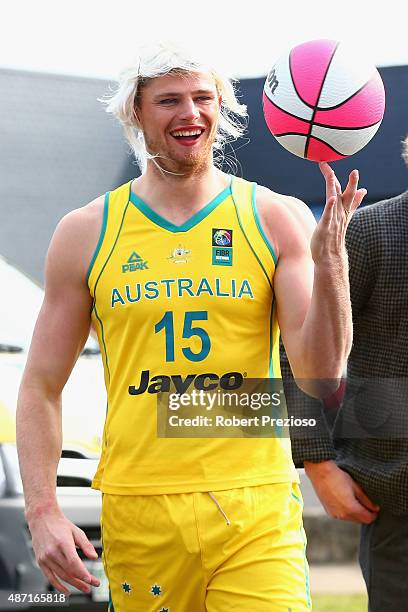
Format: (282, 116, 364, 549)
(262, 39, 386, 162)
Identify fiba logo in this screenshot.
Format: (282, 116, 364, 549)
(212, 228, 233, 266)
(212, 229, 232, 247)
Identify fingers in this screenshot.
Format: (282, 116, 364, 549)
(353, 484, 380, 513)
(340, 186, 366, 225)
(41, 558, 93, 594)
(318, 196, 336, 229)
(319, 162, 337, 202)
(319, 164, 366, 219)
(71, 528, 100, 588)
(321, 162, 341, 194)
(62, 549, 100, 587)
(339, 487, 379, 523)
(38, 548, 99, 594)
(39, 564, 71, 595)
(318, 161, 332, 177)
(324, 498, 378, 524)
(350, 506, 378, 525)
(37, 539, 100, 595)
(342, 169, 360, 209)
(30, 516, 101, 597)
(335, 177, 342, 195)
(73, 525, 99, 561)
(351, 187, 367, 211)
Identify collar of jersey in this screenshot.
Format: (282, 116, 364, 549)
(129, 178, 232, 233)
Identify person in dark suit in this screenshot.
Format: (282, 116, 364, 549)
(290, 136, 408, 611)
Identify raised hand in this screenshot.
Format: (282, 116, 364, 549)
(311, 162, 367, 264)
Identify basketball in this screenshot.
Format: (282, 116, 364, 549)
(262, 39, 386, 162)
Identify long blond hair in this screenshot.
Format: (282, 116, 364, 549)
(100, 42, 248, 172)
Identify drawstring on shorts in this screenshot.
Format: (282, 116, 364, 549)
(207, 491, 231, 525)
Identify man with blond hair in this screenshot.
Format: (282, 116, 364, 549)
(17, 43, 366, 611)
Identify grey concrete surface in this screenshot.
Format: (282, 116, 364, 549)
(309, 563, 366, 595)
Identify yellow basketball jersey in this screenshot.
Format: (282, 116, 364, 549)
(88, 176, 298, 494)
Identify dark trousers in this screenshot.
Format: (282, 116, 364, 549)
(359, 510, 408, 611)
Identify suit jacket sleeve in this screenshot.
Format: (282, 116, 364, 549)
(346, 210, 376, 317)
(281, 340, 337, 466)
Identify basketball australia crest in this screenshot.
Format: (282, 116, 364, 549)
(168, 245, 191, 264)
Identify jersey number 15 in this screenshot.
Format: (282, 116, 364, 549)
(155, 311, 211, 362)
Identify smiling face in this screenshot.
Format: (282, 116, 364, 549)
(135, 71, 221, 176)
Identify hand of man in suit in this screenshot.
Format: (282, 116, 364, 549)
(304, 460, 380, 524)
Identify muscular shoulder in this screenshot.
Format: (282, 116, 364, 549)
(255, 185, 316, 259)
(46, 195, 105, 284)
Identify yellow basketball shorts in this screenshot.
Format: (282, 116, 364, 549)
(101, 482, 311, 611)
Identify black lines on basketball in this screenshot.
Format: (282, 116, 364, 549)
(263, 93, 312, 124)
(315, 77, 376, 112)
(274, 132, 307, 137)
(288, 52, 316, 112)
(273, 133, 345, 158)
(312, 119, 382, 131)
(304, 42, 340, 159)
(304, 135, 345, 157)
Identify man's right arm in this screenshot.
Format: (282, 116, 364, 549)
(16, 198, 104, 594)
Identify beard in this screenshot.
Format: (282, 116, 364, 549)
(144, 130, 216, 177)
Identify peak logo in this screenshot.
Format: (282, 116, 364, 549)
(129, 370, 244, 395)
(122, 251, 148, 273)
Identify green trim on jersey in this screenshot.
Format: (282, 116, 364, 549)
(92, 195, 131, 384)
(93, 200, 130, 294)
(301, 526, 312, 608)
(251, 183, 278, 265)
(230, 183, 273, 290)
(129, 182, 232, 233)
(269, 301, 275, 378)
(291, 491, 303, 505)
(108, 590, 115, 611)
(86, 191, 109, 283)
(93, 302, 111, 384)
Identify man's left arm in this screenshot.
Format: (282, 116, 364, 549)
(265, 168, 379, 522)
(260, 164, 366, 396)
